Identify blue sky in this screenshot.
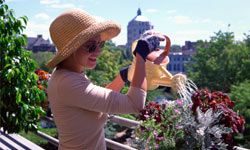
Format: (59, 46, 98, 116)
(6, 0, 250, 46)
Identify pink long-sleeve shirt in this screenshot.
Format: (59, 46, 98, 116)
(47, 69, 146, 150)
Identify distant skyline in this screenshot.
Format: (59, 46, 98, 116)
(6, 0, 250, 46)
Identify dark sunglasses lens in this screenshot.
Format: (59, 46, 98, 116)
(88, 44, 96, 53)
(86, 41, 105, 53)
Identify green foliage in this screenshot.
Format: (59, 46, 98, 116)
(19, 131, 48, 145)
(104, 122, 125, 139)
(230, 80, 250, 148)
(120, 85, 129, 94)
(119, 114, 136, 120)
(0, 1, 46, 133)
(146, 88, 167, 102)
(187, 31, 250, 92)
(19, 127, 57, 145)
(31, 51, 54, 72)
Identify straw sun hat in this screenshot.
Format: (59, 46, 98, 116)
(46, 9, 121, 68)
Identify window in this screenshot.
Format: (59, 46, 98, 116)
(168, 64, 172, 71)
(177, 64, 180, 71)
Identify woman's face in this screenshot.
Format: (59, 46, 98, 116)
(74, 36, 104, 69)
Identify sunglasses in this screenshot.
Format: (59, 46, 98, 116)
(83, 41, 105, 53)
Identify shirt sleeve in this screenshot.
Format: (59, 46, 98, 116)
(57, 73, 146, 114)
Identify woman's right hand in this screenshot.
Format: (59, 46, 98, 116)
(133, 30, 165, 61)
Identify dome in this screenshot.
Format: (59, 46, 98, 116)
(126, 8, 154, 52)
(134, 15, 149, 22)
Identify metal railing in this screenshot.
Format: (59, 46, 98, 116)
(36, 116, 139, 150)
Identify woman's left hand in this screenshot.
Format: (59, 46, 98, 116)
(133, 30, 165, 61)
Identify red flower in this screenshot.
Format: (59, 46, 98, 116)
(154, 113, 162, 123)
(35, 69, 51, 92)
(191, 89, 245, 134)
(38, 84, 44, 90)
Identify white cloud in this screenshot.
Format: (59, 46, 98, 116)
(35, 13, 50, 20)
(146, 9, 158, 13)
(40, 0, 60, 5)
(50, 3, 75, 9)
(24, 21, 50, 40)
(40, 0, 75, 9)
(6, 0, 26, 3)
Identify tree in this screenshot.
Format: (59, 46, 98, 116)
(187, 31, 250, 92)
(0, 0, 45, 133)
(230, 80, 250, 148)
(31, 51, 54, 72)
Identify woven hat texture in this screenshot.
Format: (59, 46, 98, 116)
(47, 9, 121, 68)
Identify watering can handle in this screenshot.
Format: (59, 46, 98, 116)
(162, 35, 171, 56)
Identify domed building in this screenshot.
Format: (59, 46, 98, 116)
(126, 8, 154, 55)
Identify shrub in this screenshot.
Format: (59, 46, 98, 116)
(0, 1, 46, 133)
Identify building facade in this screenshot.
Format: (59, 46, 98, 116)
(126, 8, 154, 52)
(27, 34, 56, 53)
(167, 41, 196, 74)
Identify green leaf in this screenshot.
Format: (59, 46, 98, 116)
(15, 89, 22, 104)
(20, 16, 28, 25)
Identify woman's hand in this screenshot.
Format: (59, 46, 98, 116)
(133, 30, 165, 61)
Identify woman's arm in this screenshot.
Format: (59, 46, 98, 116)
(105, 74, 125, 92)
(131, 54, 147, 91)
(105, 53, 147, 92)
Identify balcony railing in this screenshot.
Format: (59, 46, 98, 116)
(35, 115, 139, 150)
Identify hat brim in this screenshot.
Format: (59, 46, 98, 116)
(46, 20, 121, 68)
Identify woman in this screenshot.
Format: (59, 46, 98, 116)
(47, 9, 164, 150)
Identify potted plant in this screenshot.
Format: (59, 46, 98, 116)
(136, 89, 245, 150)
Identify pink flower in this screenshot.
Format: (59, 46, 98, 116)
(174, 109, 181, 115)
(176, 99, 183, 107)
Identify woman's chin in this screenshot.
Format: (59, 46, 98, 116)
(86, 63, 96, 69)
(86, 58, 97, 69)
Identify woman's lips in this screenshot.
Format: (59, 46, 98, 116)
(89, 57, 96, 62)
